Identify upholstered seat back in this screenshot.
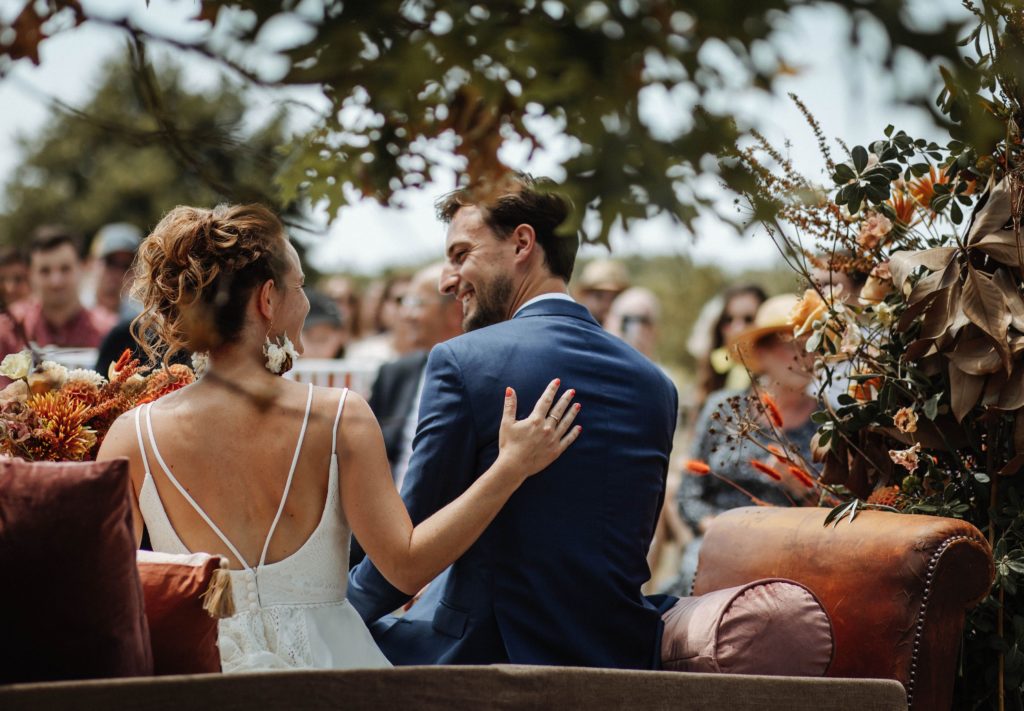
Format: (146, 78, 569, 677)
(693, 507, 994, 711)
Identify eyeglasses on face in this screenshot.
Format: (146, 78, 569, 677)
(620, 314, 653, 327)
(400, 295, 446, 309)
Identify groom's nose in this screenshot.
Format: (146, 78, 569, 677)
(439, 265, 458, 296)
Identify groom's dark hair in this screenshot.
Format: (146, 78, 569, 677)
(436, 173, 580, 282)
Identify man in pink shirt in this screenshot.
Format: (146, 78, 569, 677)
(0, 227, 115, 357)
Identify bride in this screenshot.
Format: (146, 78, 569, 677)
(97, 204, 581, 672)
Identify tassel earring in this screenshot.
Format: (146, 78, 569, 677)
(263, 332, 298, 375)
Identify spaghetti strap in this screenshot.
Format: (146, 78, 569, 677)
(258, 383, 315, 567)
(134, 407, 152, 479)
(331, 388, 349, 457)
(145, 402, 252, 570)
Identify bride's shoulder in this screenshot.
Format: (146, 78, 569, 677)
(312, 386, 373, 426)
(96, 406, 144, 462)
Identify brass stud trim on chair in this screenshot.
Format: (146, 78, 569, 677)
(906, 533, 983, 710)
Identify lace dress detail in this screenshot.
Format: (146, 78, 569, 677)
(136, 385, 390, 672)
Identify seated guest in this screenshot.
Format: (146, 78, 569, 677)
(672, 294, 817, 594)
(89, 222, 143, 321)
(605, 287, 662, 361)
(572, 258, 630, 326)
(691, 284, 767, 413)
(321, 274, 362, 345)
(369, 262, 463, 490)
(0, 226, 116, 355)
(0, 248, 30, 309)
(301, 288, 348, 359)
(348, 275, 413, 364)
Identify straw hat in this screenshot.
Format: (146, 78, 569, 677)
(577, 259, 630, 293)
(728, 294, 800, 373)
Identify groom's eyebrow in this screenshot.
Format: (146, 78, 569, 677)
(446, 238, 468, 259)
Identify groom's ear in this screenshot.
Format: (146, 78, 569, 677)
(511, 224, 537, 265)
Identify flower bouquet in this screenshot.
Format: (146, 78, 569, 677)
(0, 349, 194, 461)
(731, 7, 1024, 697)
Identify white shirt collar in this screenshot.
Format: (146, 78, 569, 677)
(513, 292, 576, 318)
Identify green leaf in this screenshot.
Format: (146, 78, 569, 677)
(852, 145, 869, 172)
(848, 191, 863, 215)
(833, 164, 856, 183)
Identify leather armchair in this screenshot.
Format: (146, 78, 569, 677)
(693, 506, 994, 711)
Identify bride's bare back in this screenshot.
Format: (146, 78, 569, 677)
(130, 379, 346, 569)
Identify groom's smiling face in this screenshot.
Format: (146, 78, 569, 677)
(441, 206, 516, 332)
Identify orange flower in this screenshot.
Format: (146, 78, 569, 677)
(887, 188, 916, 225)
(789, 288, 828, 337)
(136, 364, 195, 406)
(766, 444, 788, 461)
(786, 465, 816, 488)
(760, 393, 784, 428)
(908, 165, 945, 210)
(750, 459, 782, 481)
(114, 348, 132, 372)
(848, 376, 882, 402)
(684, 460, 711, 476)
(867, 485, 903, 508)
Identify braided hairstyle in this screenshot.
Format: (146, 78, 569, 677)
(132, 204, 289, 365)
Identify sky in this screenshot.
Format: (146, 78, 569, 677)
(0, 0, 968, 274)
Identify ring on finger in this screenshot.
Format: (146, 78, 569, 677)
(546, 414, 560, 422)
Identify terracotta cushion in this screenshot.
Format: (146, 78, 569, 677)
(137, 550, 224, 675)
(661, 578, 833, 675)
(0, 457, 152, 683)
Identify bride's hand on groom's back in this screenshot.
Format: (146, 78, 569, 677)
(497, 378, 582, 481)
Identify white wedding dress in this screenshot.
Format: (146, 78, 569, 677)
(134, 384, 391, 672)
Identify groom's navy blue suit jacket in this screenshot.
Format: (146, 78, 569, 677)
(347, 298, 678, 669)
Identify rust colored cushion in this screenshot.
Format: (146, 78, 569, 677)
(0, 457, 152, 683)
(137, 550, 225, 675)
(661, 578, 833, 676)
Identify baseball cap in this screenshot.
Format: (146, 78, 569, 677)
(93, 223, 142, 259)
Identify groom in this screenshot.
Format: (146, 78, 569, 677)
(348, 174, 678, 669)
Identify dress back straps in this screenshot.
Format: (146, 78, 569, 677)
(257, 383, 315, 567)
(331, 388, 349, 457)
(140, 382, 316, 571)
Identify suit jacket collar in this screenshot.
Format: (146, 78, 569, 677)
(512, 296, 600, 327)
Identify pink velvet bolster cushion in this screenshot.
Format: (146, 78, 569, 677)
(137, 550, 225, 675)
(0, 457, 153, 683)
(661, 578, 833, 675)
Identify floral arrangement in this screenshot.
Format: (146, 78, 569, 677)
(729, 5, 1024, 705)
(0, 349, 194, 461)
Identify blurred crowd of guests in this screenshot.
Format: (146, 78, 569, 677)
(0, 222, 868, 597)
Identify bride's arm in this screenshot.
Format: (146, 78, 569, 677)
(96, 413, 147, 548)
(339, 379, 580, 595)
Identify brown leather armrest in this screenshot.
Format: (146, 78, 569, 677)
(693, 507, 994, 711)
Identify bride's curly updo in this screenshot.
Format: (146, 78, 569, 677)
(132, 204, 290, 364)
